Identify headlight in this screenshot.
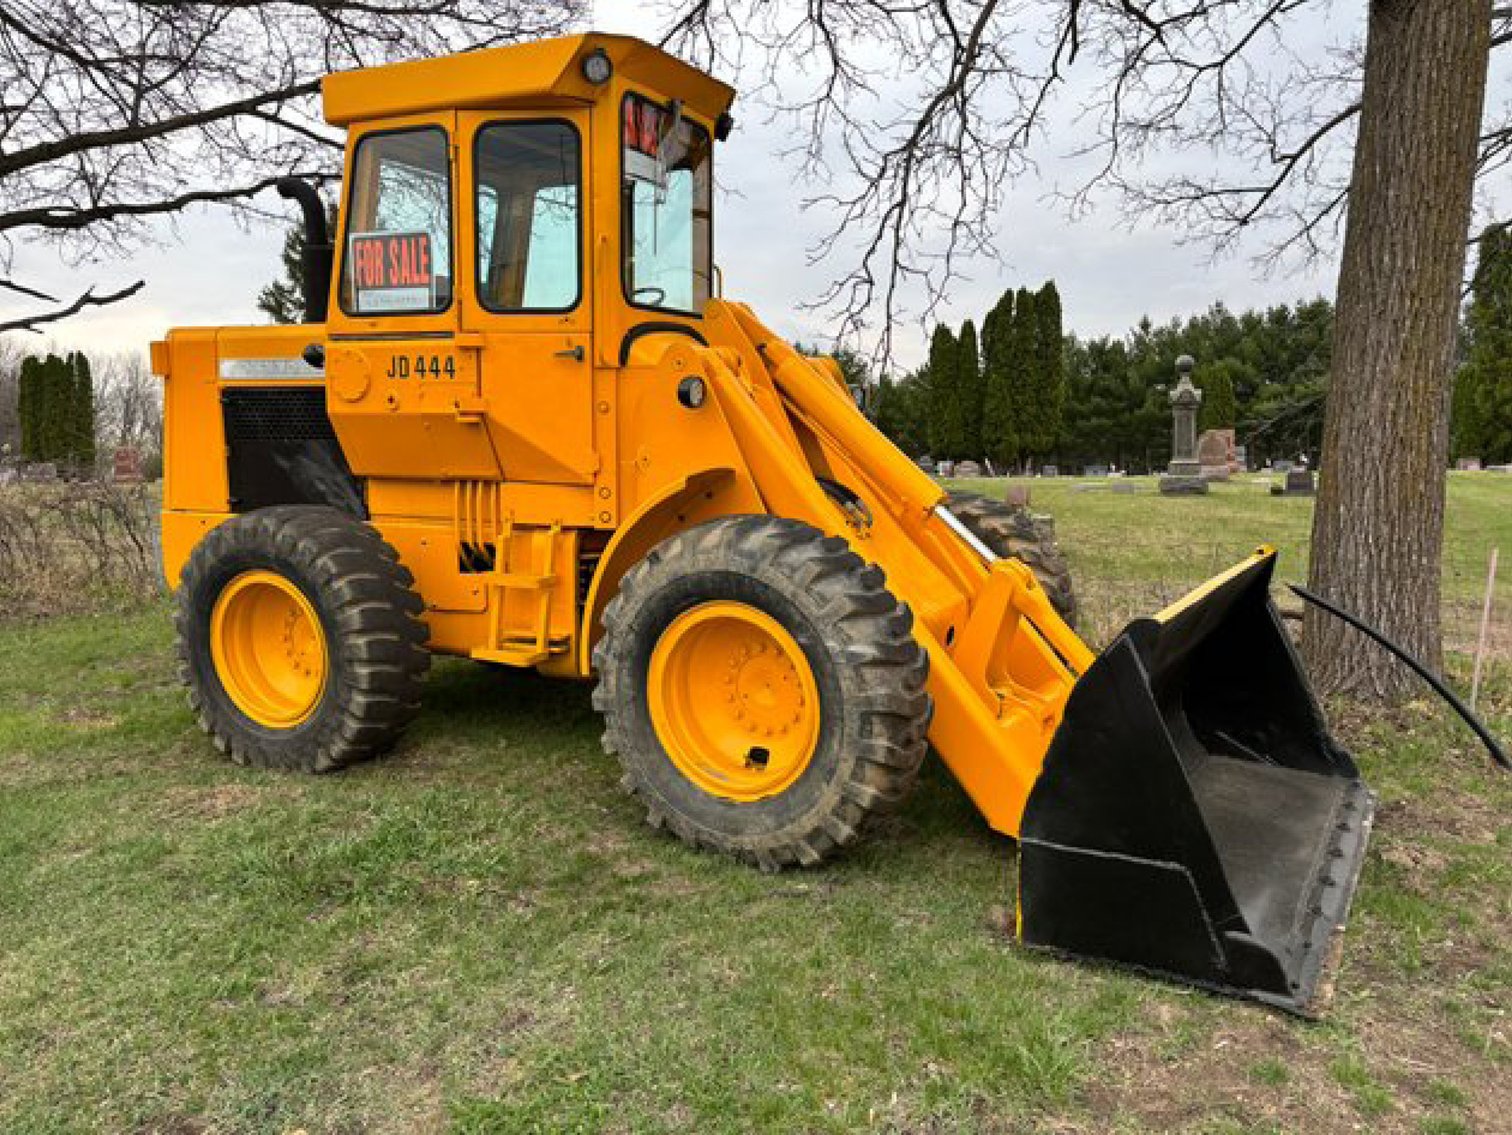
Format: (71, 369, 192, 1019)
(582, 48, 612, 85)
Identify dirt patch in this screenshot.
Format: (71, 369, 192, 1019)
(1378, 792, 1504, 847)
(155, 783, 292, 822)
(1377, 842, 1449, 881)
(57, 706, 121, 730)
(1060, 999, 1503, 1134)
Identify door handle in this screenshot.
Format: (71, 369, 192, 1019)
(554, 345, 586, 362)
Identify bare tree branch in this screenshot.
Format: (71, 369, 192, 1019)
(0, 172, 334, 236)
(1, 0, 586, 318)
(0, 75, 321, 179)
(0, 280, 145, 334)
(0, 279, 56, 303)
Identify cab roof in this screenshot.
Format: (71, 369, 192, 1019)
(321, 33, 736, 128)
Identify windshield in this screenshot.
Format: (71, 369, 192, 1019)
(621, 94, 712, 314)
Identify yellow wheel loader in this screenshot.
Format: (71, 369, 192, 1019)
(154, 34, 1373, 1014)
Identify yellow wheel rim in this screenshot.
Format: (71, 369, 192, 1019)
(210, 570, 329, 728)
(648, 601, 822, 802)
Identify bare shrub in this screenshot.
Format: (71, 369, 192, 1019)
(0, 481, 162, 618)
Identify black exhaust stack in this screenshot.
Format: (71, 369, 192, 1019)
(275, 178, 333, 324)
(1018, 551, 1375, 1015)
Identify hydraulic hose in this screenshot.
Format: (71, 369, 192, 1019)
(1289, 584, 1510, 771)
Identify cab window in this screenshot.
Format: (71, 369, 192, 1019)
(622, 94, 712, 314)
(340, 128, 453, 315)
(475, 121, 581, 312)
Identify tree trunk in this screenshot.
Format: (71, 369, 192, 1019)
(1304, 0, 1490, 701)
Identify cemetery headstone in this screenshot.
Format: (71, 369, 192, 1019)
(1159, 355, 1209, 495)
(1084, 462, 1109, 477)
(955, 459, 983, 478)
(113, 446, 144, 484)
(1197, 428, 1235, 481)
(1282, 466, 1316, 496)
(1005, 484, 1031, 509)
(1456, 457, 1483, 471)
(916, 456, 937, 473)
(1042, 464, 1059, 477)
(937, 459, 956, 478)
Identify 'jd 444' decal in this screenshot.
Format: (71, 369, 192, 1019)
(385, 353, 457, 380)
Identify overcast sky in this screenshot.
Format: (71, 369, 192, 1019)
(0, 1, 1414, 370)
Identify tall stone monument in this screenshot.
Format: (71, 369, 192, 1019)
(1159, 355, 1208, 495)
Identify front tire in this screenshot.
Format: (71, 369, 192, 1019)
(175, 506, 429, 772)
(592, 517, 932, 870)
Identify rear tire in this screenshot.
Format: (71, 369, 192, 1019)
(175, 506, 429, 772)
(592, 516, 932, 870)
(946, 490, 1078, 627)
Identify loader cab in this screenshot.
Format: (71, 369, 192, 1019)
(315, 36, 731, 518)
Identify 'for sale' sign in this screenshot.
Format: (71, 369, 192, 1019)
(350, 231, 435, 313)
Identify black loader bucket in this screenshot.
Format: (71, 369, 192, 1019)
(1018, 550, 1375, 1015)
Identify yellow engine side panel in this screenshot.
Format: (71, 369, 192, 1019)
(325, 339, 502, 481)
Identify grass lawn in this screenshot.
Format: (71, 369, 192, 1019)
(0, 475, 1508, 1133)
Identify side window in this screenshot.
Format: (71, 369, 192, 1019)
(474, 121, 581, 312)
(621, 94, 712, 314)
(340, 128, 452, 316)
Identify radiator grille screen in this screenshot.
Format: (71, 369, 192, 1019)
(222, 387, 336, 443)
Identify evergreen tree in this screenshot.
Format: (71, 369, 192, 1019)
(1026, 281, 1064, 457)
(981, 291, 1017, 468)
(872, 374, 900, 433)
(1196, 358, 1240, 431)
(44, 353, 68, 463)
(70, 351, 96, 471)
(257, 203, 338, 324)
(61, 353, 80, 464)
(1450, 365, 1483, 460)
(15, 352, 97, 468)
(1052, 298, 1333, 470)
(925, 324, 961, 456)
(904, 369, 933, 455)
(17, 355, 39, 460)
(1004, 287, 1038, 467)
(1456, 224, 1512, 462)
(35, 354, 62, 461)
(957, 319, 982, 458)
(872, 371, 931, 455)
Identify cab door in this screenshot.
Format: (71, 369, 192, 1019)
(459, 111, 596, 487)
(324, 114, 501, 481)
